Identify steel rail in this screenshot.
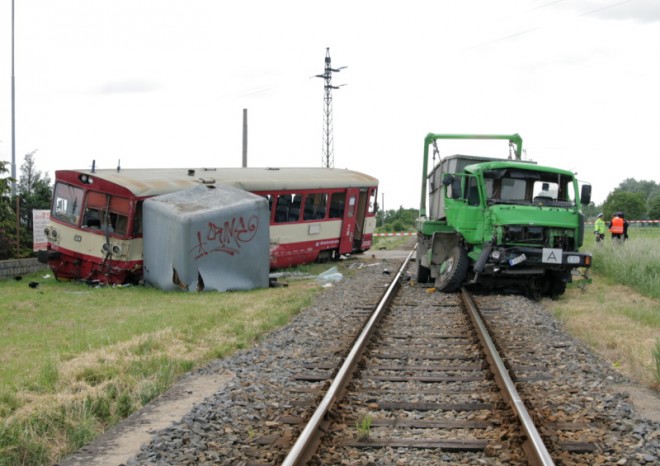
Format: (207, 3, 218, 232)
(460, 287, 555, 466)
(282, 248, 416, 466)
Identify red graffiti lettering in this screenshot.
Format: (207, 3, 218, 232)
(191, 215, 259, 260)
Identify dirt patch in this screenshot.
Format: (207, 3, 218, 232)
(56, 370, 234, 466)
(611, 383, 660, 423)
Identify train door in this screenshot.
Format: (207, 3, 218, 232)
(352, 188, 369, 250)
(338, 188, 361, 255)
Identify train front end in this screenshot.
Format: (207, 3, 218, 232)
(38, 171, 145, 284)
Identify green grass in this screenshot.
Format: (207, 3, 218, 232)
(0, 267, 323, 465)
(585, 226, 660, 299)
(546, 226, 660, 389)
(372, 234, 414, 250)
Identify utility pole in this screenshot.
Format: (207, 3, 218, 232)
(314, 48, 346, 168)
(12, 0, 19, 258)
(242, 108, 248, 167)
(11, 0, 17, 194)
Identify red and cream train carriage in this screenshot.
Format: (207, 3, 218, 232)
(39, 167, 378, 284)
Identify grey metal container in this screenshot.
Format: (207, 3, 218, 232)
(143, 184, 270, 292)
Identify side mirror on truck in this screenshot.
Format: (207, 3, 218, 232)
(580, 184, 592, 205)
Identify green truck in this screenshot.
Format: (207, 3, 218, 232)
(416, 133, 592, 299)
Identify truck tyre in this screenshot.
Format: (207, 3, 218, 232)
(547, 275, 567, 298)
(435, 245, 469, 292)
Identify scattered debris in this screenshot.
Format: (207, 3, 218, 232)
(317, 266, 343, 283)
(28, 281, 39, 289)
(269, 278, 288, 288)
(81, 279, 103, 287)
(269, 271, 315, 281)
(14, 276, 22, 281)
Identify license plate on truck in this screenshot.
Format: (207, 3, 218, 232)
(509, 253, 526, 266)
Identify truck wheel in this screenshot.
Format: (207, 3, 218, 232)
(435, 245, 469, 292)
(548, 278, 567, 298)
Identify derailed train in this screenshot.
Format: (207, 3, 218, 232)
(38, 166, 378, 284)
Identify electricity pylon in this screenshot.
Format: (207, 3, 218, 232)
(314, 47, 346, 168)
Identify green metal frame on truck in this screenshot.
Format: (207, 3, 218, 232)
(416, 133, 592, 299)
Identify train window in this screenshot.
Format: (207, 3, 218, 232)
(275, 193, 302, 223)
(303, 193, 328, 220)
(52, 183, 84, 225)
(83, 208, 102, 229)
(110, 212, 128, 235)
(329, 192, 345, 219)
(368, 189, 377, 213)
(263, 195, 273, 212)
(82, 208, 128, 235)
(133, 201, 143, 235)
(348, 195, 356, 218)
(82, 193, 130, 235)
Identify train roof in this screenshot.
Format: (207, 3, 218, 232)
(55, 167, 379, 198)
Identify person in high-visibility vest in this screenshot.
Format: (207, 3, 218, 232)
(594, 213, 606, 243)
(609, 212, 625, 241)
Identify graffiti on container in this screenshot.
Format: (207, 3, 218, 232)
(191, 215, 259, 259)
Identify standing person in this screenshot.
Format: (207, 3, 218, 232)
(609, 212, 624, 241)
(620, 212, 630, 241)
(594, 213, 606, 243)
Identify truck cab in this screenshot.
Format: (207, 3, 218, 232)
(416, 134, 592, 299)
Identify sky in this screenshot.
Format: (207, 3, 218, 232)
(1, 0, 660, 210)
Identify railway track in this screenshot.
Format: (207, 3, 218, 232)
(279, 251, 602, 465)
(116, 248, 657, 466)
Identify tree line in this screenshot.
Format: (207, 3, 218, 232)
(582, 178, 660, 221)
(0, 152, 52, 260)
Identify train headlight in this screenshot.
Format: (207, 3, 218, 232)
(44, 227, 50, 237)
(102, 243, 110, 253)
(112, 245, 122, 255)
(50, 229, 58, 239)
